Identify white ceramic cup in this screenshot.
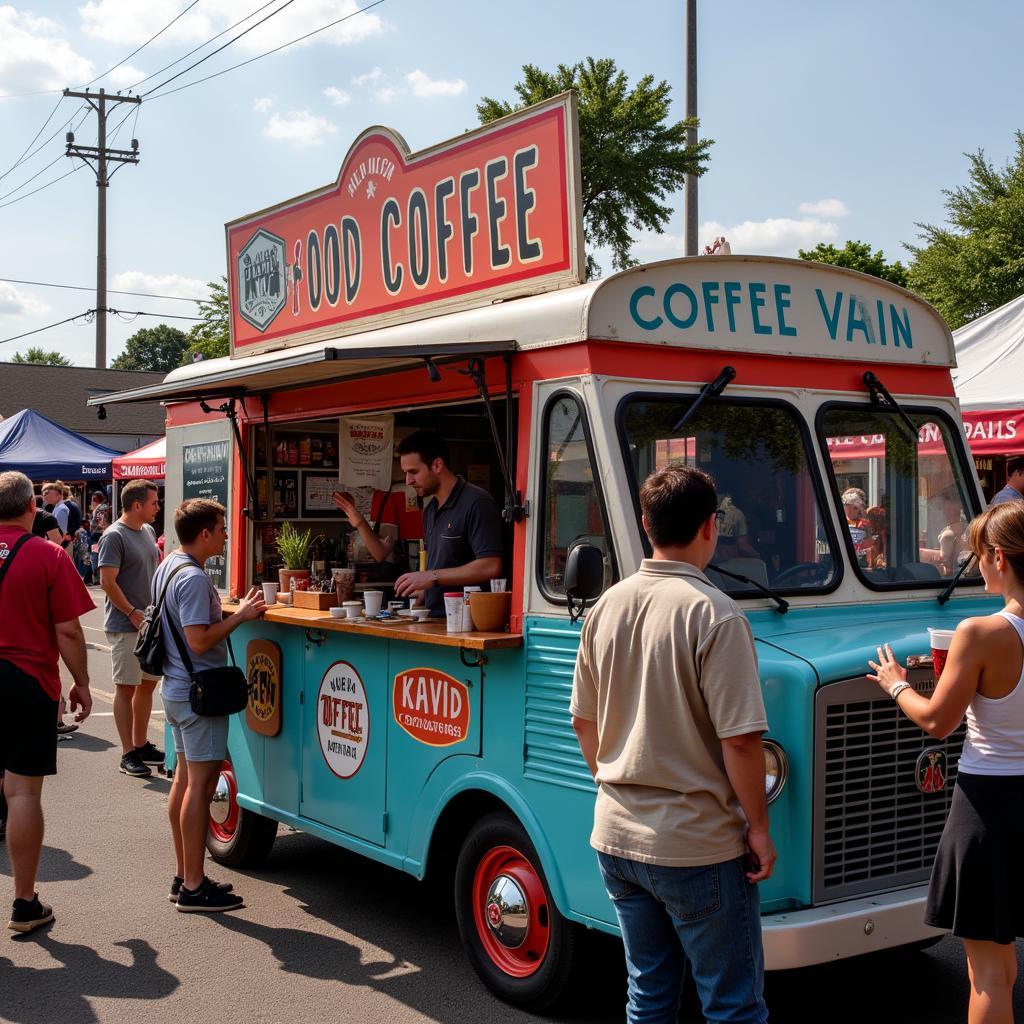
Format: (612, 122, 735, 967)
(444, 592, 464, 632)
(490, 578, 508, 593)
(261, 582, 279, 605)
(363, 589, 384, 617)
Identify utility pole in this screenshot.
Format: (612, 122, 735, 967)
(63, 87, 141, 369)
(683, 0, 698, 256)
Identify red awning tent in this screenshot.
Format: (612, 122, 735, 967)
(952, 294, 1024, 457)
(112, 436, 165, 480)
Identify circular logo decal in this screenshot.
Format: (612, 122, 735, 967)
(316, 661, 369, 779)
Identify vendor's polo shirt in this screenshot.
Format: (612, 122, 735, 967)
(422, 476, 503, 615)
(571, 559, 768, 867)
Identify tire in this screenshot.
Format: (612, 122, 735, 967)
(454, 811, 580, 1013)
(205, 760, 278, 867)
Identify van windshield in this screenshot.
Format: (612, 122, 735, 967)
(619, 397, 838, 595)
(819, 406, 982, 588)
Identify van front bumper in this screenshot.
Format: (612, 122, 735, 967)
(762, 885, 946, 970)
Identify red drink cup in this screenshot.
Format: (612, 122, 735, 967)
(928, 628, 955, 679)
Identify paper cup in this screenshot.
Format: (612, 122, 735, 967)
(343, 601, 362, 619)
(462, 586, 482, 632)
(363, 589, 383, 617)
(489, 578, 508, 593)
(929, 628, 956, 679)
(261, 582, 279, 605)
(444, 592, 464, 632)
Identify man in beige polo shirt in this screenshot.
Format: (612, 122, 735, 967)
(571, 465, 775, 1024)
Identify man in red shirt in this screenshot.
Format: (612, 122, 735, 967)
(0, 471, 94, 935)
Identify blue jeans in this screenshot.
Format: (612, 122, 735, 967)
(597, 852, 767, 1024)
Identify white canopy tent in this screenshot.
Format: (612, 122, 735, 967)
(952, 293, 1024, 412)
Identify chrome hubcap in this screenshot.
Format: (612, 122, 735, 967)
(484, 874, 529, 949)
(210, 774, 231, 824)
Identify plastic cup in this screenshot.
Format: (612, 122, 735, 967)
(462, 586, 482, 631)
(490, 578, 507, 593)
(261, 582, 279, 605)
(363, 589, 383, 617)
(343, 601, 362, 619)
(444, 592, 464, 632)
(929, 628, 955, 678)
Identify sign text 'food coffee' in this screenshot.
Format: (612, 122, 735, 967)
(226, 93, 583, 355)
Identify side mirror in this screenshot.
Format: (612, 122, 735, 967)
(564, 543, 604, 622)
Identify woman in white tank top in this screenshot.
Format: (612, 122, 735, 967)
(868, 501, 1024, 1024)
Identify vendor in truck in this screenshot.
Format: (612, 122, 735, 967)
(390, 429, 504, 617)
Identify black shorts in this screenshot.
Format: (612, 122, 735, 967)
(0, 659, 58, 777)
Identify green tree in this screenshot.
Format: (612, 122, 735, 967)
(111, 323, 189, 372)
(478, 58, 712, 278)
(10, 346, 72, 365)
(798, 240, 908, 288)
(183, 277, 230, 364)
(907, 131, 1024, 328)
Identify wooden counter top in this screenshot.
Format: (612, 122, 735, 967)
(224, 603, 523, 651)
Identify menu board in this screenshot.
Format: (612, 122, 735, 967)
(182, 440, 230, 588)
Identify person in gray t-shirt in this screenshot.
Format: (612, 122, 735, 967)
(157, 498, 264, 913)
(97, 479, 163, 778)
(991, 457, 1024, 507)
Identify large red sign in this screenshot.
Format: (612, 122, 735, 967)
(392, 667, 470, 747)
(226, 94, 583, 356)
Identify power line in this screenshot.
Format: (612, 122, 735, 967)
(0, 88, 63, 100)
(0, 278, 209, 303)
(0, 96, 64, 184)
(0, 153, 65, 204)
(0, 306, 204, 348)
(78, 0, 203, 89)
(0, 312, 94, 347)
(141, 0, 299, 98)
(0, 102, 87, 185)
(108, 307, 203, 321)
(0, 165, 84, 211)
(127, 0, 282, 90)
(145, 0, 388, 102)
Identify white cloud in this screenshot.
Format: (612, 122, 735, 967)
(110, 271, 209, 300)
(263, 110, 338, 147)
(253, 96, 274, 113)
(80, 0, 384, 52)
(323, 86, 350, 107)
(698, 217, 841, 256)
(352, 66, 384, 87)
(404, 69, 466, 99)
(373, 84, 401, 104)
(104, 63, 145, 87)
(0, 281, 48, 317)
(0, 8, 93, 93)
(798, 197, 850, 219)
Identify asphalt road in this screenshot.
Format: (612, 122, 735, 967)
(3, 592, 1024, 1023)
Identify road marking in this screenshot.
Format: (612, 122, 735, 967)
(86, 641, 112, 653)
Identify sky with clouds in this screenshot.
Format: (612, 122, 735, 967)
(1, 0, 1022, 366)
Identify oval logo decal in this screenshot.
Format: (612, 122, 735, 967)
(317, 660, 369, 779)
(393, 668, 470, 747)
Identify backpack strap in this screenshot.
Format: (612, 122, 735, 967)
(0, 533, 34, 587)
(160, 558, 237, 678)
(152, 559, 193, 614)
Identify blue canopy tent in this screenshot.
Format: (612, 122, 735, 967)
(0, 408, 119, 480)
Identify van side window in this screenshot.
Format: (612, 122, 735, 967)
(540, 394, 615, 597)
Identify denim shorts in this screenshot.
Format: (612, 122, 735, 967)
(163, 698, 228, 763)
(597, 851, 767, 1024)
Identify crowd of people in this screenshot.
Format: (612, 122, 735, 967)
(2, 458, 1024, 1022)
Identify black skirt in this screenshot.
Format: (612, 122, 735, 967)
(925, 771, 1024, 943)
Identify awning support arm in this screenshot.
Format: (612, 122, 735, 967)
(460, 357, 526, 524)
(200, 398, 261, 521)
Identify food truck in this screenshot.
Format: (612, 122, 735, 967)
(92, 94, 996, 1011)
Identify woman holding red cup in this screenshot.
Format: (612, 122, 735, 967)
(868, 502, 1024, 1024)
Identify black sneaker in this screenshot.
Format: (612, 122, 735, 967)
(119, 750, 152, 778)
(176, 877, 244, 913)
(8, 894, 54, 934)
(168, 874, 234, 903)
(136, 741, 165, 764)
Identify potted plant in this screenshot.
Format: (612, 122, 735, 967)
(277, 522, 313, 593)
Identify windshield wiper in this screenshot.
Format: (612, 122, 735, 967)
(937, 552, 977, 605)
(707, 563, 789, 614)
(671, 366, 736, 432)
(863, 371, 920, 442)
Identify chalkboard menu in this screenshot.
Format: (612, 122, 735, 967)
(182, 440, 230, 588)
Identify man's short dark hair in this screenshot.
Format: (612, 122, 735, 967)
(640, 465, 718, 548)
(1007, 456, 1024, 479)
(175, 499, 224, 544)
(397, 429, 449, 467)
(121, 479, 158, 512)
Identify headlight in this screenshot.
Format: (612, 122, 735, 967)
(763, 740, 788, 805)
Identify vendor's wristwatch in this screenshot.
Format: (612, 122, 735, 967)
(428, 569, 440, 585)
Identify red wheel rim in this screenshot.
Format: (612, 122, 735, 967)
(471, 844, 551, 978)
(208, 760, 239, 842)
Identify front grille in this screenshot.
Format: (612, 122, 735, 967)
(813, 672, 966, 904)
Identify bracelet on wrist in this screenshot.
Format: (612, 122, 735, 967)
(889, 681, 911, 702)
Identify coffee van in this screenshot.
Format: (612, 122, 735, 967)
(92, 96, 994, 1011)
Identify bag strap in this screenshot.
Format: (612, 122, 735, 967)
(0, 533, 33, 587)
(162, 562, 238, 679)
(152, 558, 192, 614)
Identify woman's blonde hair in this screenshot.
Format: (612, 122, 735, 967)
(968, 502, 1024, 580)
